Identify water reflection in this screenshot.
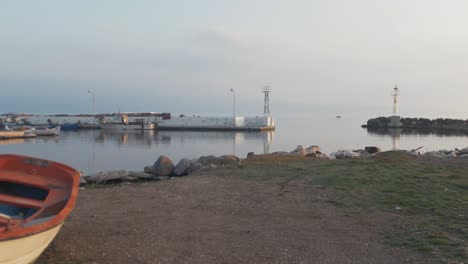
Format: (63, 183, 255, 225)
(366, 127, 468, 137)
(388, 128, 401, 150)
(365, 127, 468, 151)
(84, 130, 275, 150)
(51, 129, 275, 173)
(0, 138, 29, 145)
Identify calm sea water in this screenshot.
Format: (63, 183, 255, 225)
(1, 109, 467, 174)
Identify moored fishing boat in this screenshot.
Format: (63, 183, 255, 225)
(98, 114, 156, 130)
(60, 123, 79, 131)
(26, 126, 61, 136)
(0, 125, 36, 140)
(0, 155, 80, 264)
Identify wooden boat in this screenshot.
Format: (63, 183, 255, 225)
(0, 155, 80, 264)
(0, 131, 36, 140)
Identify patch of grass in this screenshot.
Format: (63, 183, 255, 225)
(236, 152, 468, 262)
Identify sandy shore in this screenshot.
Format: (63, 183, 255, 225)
(36, 153, 455, 264)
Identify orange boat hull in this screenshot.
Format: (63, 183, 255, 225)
(0, 155, 80, 263)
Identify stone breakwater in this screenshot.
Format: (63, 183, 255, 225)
(362, 116, 468, 133)
(78, 145, 468, 186)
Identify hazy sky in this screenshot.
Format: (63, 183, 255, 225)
(1, 0, 468, 117)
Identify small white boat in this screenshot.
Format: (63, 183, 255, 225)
(26, 126, 60, 136)
(0, 125, 36, 140)
(98, 115, 156, 130)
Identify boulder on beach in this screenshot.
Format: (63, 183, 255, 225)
(291, 145, 321, 156)
(78, 170, 87, 185)
(85, 170, 130, 183)
(330, 150, 361, 159)
(79, 176, 87, 186)
(365, 146, 381, 154)
(198, 155, 221, 165)
(247, 152, 255, 159)
(306, 152, 328, 159)
(457, 147, 468, 156)
(219, 155, 240, 164)
(353, 149, 371, 158)
(305, 145, 321, 155)
(144, 166, 157, 175)
(290, 145, 306, 155)
(198, 155, 240, 166)
(129, 171, 156, 179)
(188, 160, 203, 174)
(173, 158, 193, 176)
(153, 155, 174, 176)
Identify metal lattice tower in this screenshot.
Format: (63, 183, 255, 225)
(262, 86, 271, 116)
(392, 84, 400, 116)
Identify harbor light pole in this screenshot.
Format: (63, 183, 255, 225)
(230, 88, 236, 121)
(87, 90, 95, 124)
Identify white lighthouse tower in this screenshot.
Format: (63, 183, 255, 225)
(388, 84, 403, 128)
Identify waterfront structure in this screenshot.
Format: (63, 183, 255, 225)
(155, 116, 274, 131)
(1, 90, 275, 131)
(262, 86, 271, 116)
(388, 85, 403, 128)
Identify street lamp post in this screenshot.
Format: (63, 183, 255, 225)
(87, 90, 95, 124)
(230, 88, 236, 121)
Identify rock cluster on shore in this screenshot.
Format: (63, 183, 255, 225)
(420, 147, 468, 158)
(79, 144, 468, 187)
(80, 153, 242, 186)
(79, 144, 381, 186)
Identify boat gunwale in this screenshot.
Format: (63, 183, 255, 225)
(0, 154, 80, 241)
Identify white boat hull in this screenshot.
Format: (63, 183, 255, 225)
(99, 123, 155, 130)
(0, 223, 63, 264)
(26, 127, 60, 136)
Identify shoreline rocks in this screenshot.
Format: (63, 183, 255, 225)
(153, 155, 174, 176)
(363, 116, 468, 134)
(173, 158, 203, 176)
(78, 144, 468, 187)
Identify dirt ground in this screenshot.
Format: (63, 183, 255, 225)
(37, 171, 438, 264)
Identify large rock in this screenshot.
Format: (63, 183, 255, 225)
(79, 176, 87, 186)
(306, 153, 329, 159)
(305, 145, 320, 155)
(187, 160, 203, 174)
(129, 171, 156, 179)
(198, 155, 240, 166)
(173, 158, 193, 176)
(85, 170, 130, 183)
(365, 146, 381, 154)
(219, 155, 240, 165)
(290, 145, 306, 155)
(353, 149, 371, 158)
(330, 150, 361, 159)
(457, 147, 468, 156)
(198, 155, 221, 165)
(144, 166, 157, 174)
(78, 170, 87, 185)
(153, 155, 174, 176)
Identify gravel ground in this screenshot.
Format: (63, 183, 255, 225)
(37, 172, 438, 264)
